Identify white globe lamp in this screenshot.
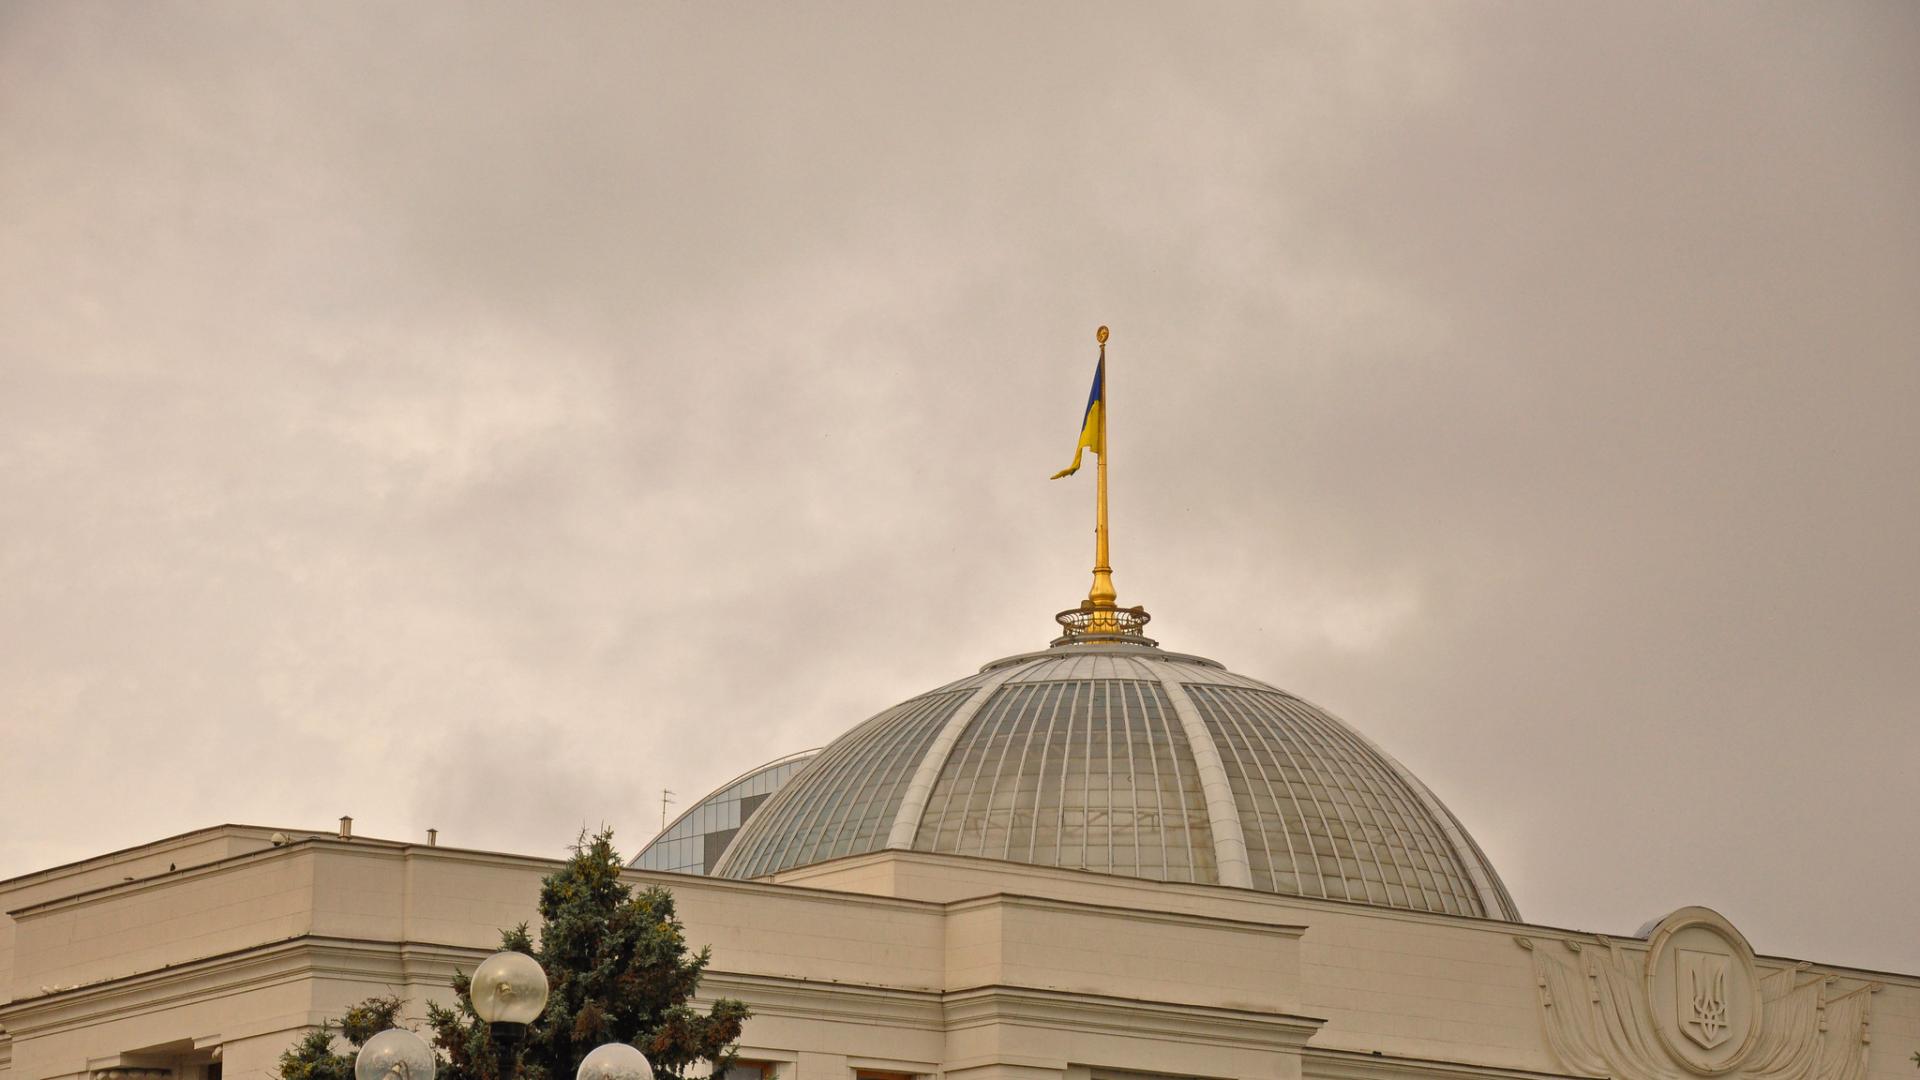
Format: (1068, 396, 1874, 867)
(354, 1028, 436, 1080)
(470, 950, 550, 1025)
(577, 1044, 653, 1080)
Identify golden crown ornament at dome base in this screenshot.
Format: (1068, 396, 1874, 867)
(1051, 602, 1156, 647)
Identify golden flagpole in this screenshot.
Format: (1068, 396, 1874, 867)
(1087, 325, 1116, 623)
(1052, 324, 1152, 647)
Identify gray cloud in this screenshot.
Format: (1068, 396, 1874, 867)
(2, 3, 1915, 973)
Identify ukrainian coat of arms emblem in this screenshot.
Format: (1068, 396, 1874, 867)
(1678, 948, 1732, 1049)
(1517, 906, 1877, 1080)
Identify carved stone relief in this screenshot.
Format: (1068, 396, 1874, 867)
(1517, 906, 1876, 1080)
(1645, 908, 1763, 1072)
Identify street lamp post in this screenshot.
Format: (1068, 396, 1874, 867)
(469, 950, 551, 1080)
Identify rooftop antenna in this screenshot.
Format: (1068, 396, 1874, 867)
(660, 789, 675, 831)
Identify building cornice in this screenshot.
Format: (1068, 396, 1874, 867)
(772, 849, 1920, 986)
(6, 840, 535, 919)
(5, 937, 1327, 1057)
(773, 848, 1532, 934)
(700, 972, 942, 1030)
(0, 826, 287, 893)
(1303, 1047, 1587, 1080)
(9, 839, 951, 923)
(941, 984, 1324, 1050)
(943, 891, 1306, 937)
(0, 936, 483, 1039)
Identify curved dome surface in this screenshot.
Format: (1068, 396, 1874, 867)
(632, 748, 820, 875)
(712, 644, 1520, 921)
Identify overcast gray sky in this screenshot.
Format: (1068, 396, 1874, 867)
(3, 3, 1916, 974)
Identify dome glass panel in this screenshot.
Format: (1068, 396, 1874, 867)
(717, 689, 976, 879)
(911, 678, 1214, 883)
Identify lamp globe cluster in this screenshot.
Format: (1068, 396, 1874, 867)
(355, 950, 654, 1080)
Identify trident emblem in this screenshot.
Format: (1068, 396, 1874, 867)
(1680, 951, 1731, 1049)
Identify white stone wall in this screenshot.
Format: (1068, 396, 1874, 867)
(0, 828, 285, 1009)
(2, 831, 1913, 1080)
(781, 850, 1918, 1080)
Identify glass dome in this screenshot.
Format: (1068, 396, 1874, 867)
(632, 749, 820, 874)
(711, 644, 1520, 921)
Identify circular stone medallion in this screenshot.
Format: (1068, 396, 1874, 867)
(1644, 907, 1763, 1074)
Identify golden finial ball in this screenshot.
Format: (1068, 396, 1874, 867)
(1096, 326, 1109, 344)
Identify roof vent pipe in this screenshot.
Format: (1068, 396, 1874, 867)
(427, 828, 438, 846)
(339, 815, 353, 839)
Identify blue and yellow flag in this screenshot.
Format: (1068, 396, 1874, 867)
(1050, 356, 1105, 479)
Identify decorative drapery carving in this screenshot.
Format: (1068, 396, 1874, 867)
(1517, 907, 1874, 1080)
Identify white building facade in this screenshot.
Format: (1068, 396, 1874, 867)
(2, 632, 1910, 1080)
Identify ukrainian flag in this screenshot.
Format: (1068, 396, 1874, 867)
(1050, 356, 1105, 479)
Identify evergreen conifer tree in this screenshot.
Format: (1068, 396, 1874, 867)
(276, 997, 407, 1080)
(278, 831, 746, 1080)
